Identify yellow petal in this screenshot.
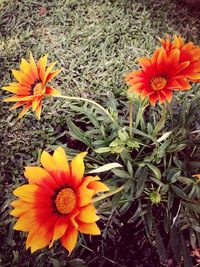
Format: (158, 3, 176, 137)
(35, 100, 42, 120)
(70, 152, 87, 189)
(3, 95, 34, 102)
(32, 96, 42, 111)
(37, 53, 48, 80)
(10, 199, 32, 217)
(13, 209, 36, 231)
(78, 204, 99, 223)
(40, 150, 59, 183)
(78, 222, 101, 235)
(29, 52, 39, 79)
(61, 224, 78, 256)
(13, 184, 39, 202)
(12, 69, 33, 85)
(20, 58, 32, 77)
(24, 166, 56, 188)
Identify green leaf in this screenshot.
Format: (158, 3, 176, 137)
(67, 119, 92, 147)
(94, 147, 111, 153)
(145, 163, 161, 180)
(88, 163, 123, 173)
(112, 169, 131, 179)
(171, 185, 188, 199)
(135, 166, 148, 198)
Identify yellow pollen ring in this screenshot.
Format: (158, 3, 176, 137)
(55, 188, 76, 214)
(150, 76, 167, 91)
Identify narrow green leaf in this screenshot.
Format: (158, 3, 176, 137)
(145, 163, 161, 180)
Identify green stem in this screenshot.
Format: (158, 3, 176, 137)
(53, 94, 114, 122)
(129, 102, 133, 138)
(92, 185, 124, 204)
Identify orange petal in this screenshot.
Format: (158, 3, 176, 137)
(9, 101, 26, 111)
(78, 221, 101, 235)
(87, 181, 109, 193)
(149, 93, 159, 106)
(53, 147, 70, 183)
(70, 152, 87, 189)
(61, 223, 78, 256)
(28, 226, 54, 253)
(46, 69, 61, 83)
(78, 204, 99, 223)
(50, 216, 68, 247)
(43, 62, 57, 84)
(76, 176, 100, 207)
(18, 102, 32, 119)
(45, 86, 60, 95)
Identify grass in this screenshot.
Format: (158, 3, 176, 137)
(1, 0, 200, 266)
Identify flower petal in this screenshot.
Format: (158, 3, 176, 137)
(61, 223, 78, 256)
(78, 204, 99, 223)
(78, 221, 101, 235)
(70, 152, 87, 189)
(50, 216, 68, 247)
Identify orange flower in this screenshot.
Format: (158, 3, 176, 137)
(192, 174, 200, 180)
(160, 35, 200, 82)
(2, 52, 60, 119)
(10, 147, 109, 255)
(126, 47, 191, 105)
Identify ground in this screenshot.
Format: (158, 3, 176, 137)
(0, 0, 200, 266)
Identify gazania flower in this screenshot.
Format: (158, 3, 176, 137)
(2, 52, 60, 119)
(160, 35, 200, 82)
(126, 47, 191, 105)
(192, 174, 200, 180)
(10, 147, 109, 255)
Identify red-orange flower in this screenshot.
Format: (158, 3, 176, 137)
(2, 52, 60, 119)
(160, 35, 200, 81)
(126, 47, 191, 105)
(10, 147, 109, 255)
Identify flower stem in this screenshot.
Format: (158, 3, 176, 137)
(53, 94, 114, 122)
(129, 102, 133, 138)
(92, 185, 124, 204)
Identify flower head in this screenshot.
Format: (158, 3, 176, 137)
(126, 47, 191, 105)
(2, 52, 60, 119)
(10, 147, 109, 255)
(160, 35, 200, 82)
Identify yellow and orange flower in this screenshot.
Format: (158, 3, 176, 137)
(2, 52, 60, 119)
(10, 147, 109, 255)
(160, 35, 200, 82)
(126, 47, 191, 105)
